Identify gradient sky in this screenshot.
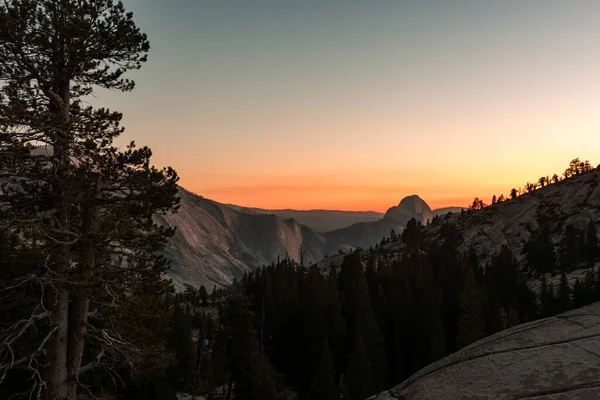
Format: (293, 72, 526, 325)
(98, 1, 600, 211)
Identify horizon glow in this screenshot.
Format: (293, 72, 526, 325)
(99, 1, 600, 212)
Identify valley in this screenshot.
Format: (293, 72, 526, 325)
(160, 189, 463, 288)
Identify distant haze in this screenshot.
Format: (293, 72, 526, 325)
(228, 203, 463, 232)
(100, 1, 600, 211)
(230, 206, 384, 232)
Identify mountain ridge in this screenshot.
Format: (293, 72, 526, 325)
(316, 166, 600, 282)
(161, 190, 438, 289)
(229, 206, 384, 232)
(227, 202, 463, 233)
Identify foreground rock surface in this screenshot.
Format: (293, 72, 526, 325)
(370, 302, 600, 400)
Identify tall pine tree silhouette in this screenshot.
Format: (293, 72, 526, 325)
(0, 1, 179, 398)
(345, 333, 374, 400)
(338, 250, 388, 391)
(586, 219, 598, 261)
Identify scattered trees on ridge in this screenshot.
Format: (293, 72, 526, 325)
(467, 158, 596, 212)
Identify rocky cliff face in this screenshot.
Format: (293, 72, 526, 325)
(160, 189, 436, 289)
(158, 188, 326, 289)
(369, 301, 600, 400)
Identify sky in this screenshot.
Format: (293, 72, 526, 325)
(99, 1, 600, 211)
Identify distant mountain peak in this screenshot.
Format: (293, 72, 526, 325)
(384, 195, 433, 225)
(398, 194, 432, 213)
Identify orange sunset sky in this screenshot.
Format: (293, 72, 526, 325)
(99, 1, 600, 212)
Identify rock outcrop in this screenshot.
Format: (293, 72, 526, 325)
(370, 302, 600, 400)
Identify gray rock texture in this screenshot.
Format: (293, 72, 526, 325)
(369, 302, 600, 400)
(158, 188, 327, 289)
(160, 189, 434, 289)
(425, 169, 600, 268)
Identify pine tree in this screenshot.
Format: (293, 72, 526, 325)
(345, 334, 374, 400)
(218, 294, 279, 400)
(365, 253, 378, 308)
(572, 279, 587, 308)
(560, 224, 580, 270)
(483, 278, 504, 335)
(586, 219, 598, 261)
(402, 218, 423, 249)
(514, 278, 538, 323)
(539, 275, 561, 317)
(523, 205, 556, 273)
(539, 274, 549, 316)
(324, 272, 348, 383)
(557, 271, 572, 313)
(456, 267, 485, 349)
(194, 312, 215, 389)
(594, 267, 600, 302)
(338, 251, 388, 391)
(171, 304, 196, 390)
(208, 322, 230, 396)
(578, 231, 587, 263)
(0, 2, 179, 398)
(308, 340, 337, 400)
(107, 271, 176, 395)
(546, 282, 557, 316)
(583, 269, 596, 301)
(199, 285, 209, 306)
(211, 285, 218, 305)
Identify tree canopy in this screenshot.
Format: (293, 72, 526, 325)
(0, 1, 178, 398)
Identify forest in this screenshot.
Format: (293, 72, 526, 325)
(164, 206, 600, 400)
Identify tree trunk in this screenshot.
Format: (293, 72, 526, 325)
(46, 291, 70, 400)
(45, 71, 75, 400)
(226, 377, 234, 400)
(45, 167, 72, 400)
(197, 317, 211, 388)
(66, 294, 91, 398)
(67, 175, 100, 399)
